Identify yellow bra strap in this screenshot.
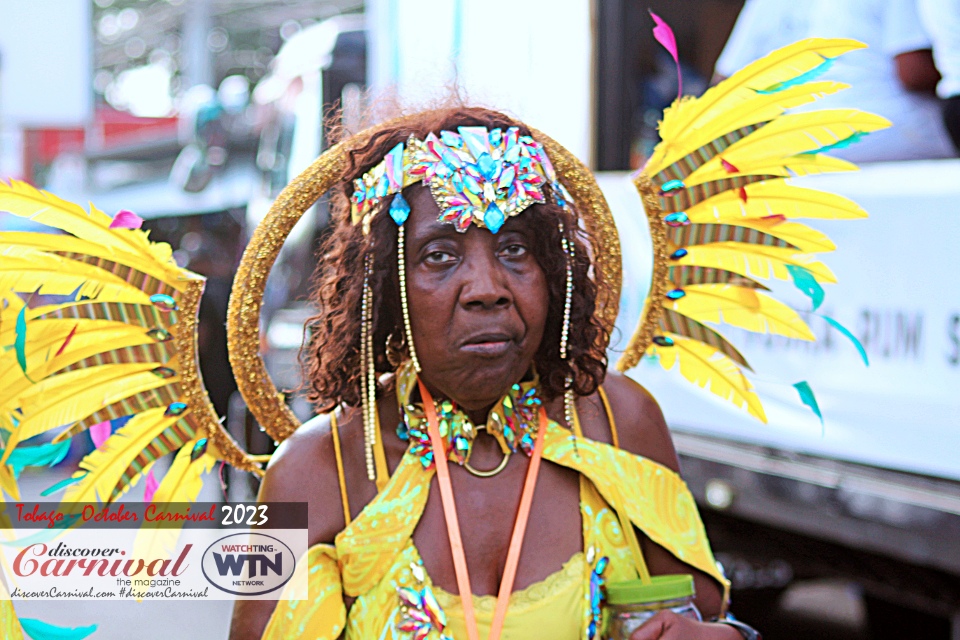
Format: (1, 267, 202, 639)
(330, 411, 352, 527)
(373, 405, 390, 492)
(573, 388, 649, 581)
(597, 385, 619, 449)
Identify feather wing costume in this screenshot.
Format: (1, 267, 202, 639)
(618, 38, 888, 421)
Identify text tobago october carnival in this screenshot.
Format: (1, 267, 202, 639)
(12, 503, 218, 528)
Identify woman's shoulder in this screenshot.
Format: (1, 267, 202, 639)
(584, 370, 681, 474)
(258, 410, 362, 546)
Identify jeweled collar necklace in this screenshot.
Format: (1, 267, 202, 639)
(394, 361, 541, 476)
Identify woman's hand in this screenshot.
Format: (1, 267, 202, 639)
(629, 611, 743, 640)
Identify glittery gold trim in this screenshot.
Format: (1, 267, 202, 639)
(229, 116, 623, 444)
(616, 172, 668, 371)
(177, 276, 263, 475)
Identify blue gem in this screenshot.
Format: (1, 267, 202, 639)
(477, 153, 498, 181)
(484, 203, 505, 233)
(376, 177, 389, 198)
(504, 145, 520, 164)
(396, 422, 410, 440)
(661, 179, 685, 193)
(653, 336, 675, 347)
(389, 192, 411, 225)
(664, 212, 690, 227)
(489, 129, 503, 147)
(670, 248, 689, 260)
(463, 174, 482, 195)
(666, 288, 686, 300)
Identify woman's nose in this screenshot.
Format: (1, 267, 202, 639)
(459, 248, 512, 310)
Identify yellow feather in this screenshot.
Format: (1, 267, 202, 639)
(686, 183, 868, 222)
(0, 179, 157, 260)
(684, 110, 889, 186)
(132, 444, 215, 562)
(0, 464, 19, 500)
(0, 320, 160, 381)
(648, 38, 867, 174)
(651, 334, 767, 422)
(0, 583, 25, 640)
(0, 245, 151, 303)
(676, 242, 837, 283)
(62, 407, 182, 503)
(666, 80, 849, 158)
(669, 284, 815, 340)
(716, 220, 836, 253)
(0, 231, 185, 291)
(3, 363, 167, 459)
(686, 154, 858, 187)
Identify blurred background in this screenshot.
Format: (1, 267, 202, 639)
(1, 0, 959, 638)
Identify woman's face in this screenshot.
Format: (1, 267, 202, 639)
(403, 186, 550, 414)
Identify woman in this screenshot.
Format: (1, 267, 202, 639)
(228, 107, 754, 640)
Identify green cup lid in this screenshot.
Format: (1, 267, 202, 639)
(605, 574, 695, 606)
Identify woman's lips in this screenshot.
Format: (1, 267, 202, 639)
(459, 333, 514, 357)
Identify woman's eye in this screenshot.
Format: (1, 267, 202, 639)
(424, 250, 456, 265)
(500, 243, 528, 257)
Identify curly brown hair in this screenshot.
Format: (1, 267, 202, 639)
(302, 107, 609, 411)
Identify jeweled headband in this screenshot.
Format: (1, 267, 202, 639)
(349, 126, 574, 234)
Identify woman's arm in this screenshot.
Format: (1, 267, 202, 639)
(228, 415, 348, 640)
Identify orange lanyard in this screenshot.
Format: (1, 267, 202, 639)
(419, 380, 547, 640)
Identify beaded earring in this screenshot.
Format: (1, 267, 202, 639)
(397, 223, 421, 373)
(360, 252, 377, 481)
(559, 221, 576, 429)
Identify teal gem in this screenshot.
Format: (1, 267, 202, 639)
(670, 248, 688, 260)
(666, 289, 686, 300)
(151, 366, 176, 378)
(164, 402, 187, 417)
(489, 129, 503, 147)
(389, 192, 411, 225)
(661, 179, 685, 193)
(653, 336, 675, 347)
(477, 153, 498, 180)
(484, 203, 505, 233)
(149, 293, 179, 312)
(190, 438, 208, 461)
(664, 212, 690, 227)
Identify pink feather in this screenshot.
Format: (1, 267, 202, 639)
(109, 209, 143, 229)
(89, 421, 111, 449)
(144, 468, 160, 503)
(649, 11, 683, 100)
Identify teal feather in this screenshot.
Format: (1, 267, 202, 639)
(758, 57, 834, 94)
(40, 473, 87, 497)
(799, 131, 868, 155)
(786, 264, 824, 310)
(5, 441, 71, 478)
(15, 305, 28, 374)
(822, 315, 869, 366)
(20, 619, 97, 640)
(793, 381, 824, 426)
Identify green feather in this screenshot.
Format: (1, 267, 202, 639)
(793, 381, 823, 426)
(822, 315, 869, 366)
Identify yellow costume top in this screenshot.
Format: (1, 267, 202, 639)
(262, 405, 729, 640)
